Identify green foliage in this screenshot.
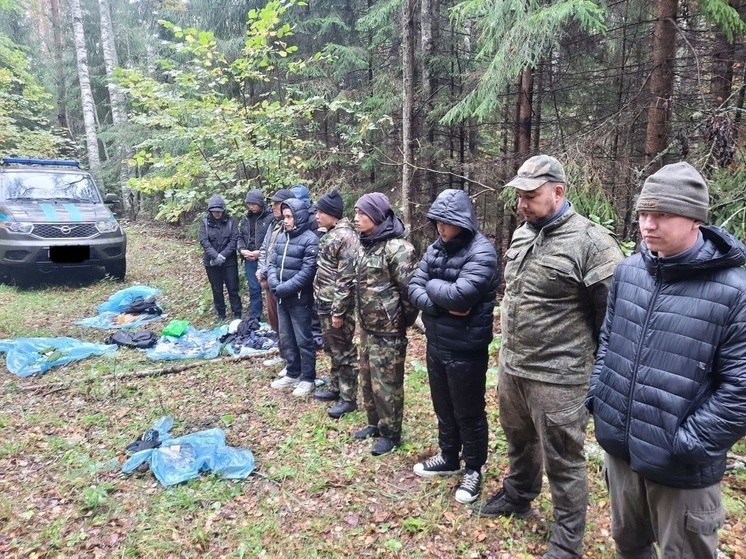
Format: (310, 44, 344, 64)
(444, 0, 606, 123)
(708, 163, 746, 240)
(698, 0, 746, 43)
(118, 0, 345, 222)
(0, 11, 68, 158)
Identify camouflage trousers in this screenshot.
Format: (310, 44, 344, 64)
(319, 312, 359, 402)
(359, 329, 408, 441)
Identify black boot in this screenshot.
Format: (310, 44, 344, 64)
(328, 399, 357, 419)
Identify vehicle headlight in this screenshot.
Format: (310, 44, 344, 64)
(0, 221, 34, 233)
(96, 220, 120, 233)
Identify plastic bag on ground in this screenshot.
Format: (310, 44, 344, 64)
(97, 285, 162, 314)
(0, 337, 117, 377)
(146, 326, 224, 361)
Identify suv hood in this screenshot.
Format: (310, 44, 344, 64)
(0, 201, 115, 223)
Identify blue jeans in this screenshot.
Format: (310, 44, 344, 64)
(244, 260, 262, 319)
(277, 291, 316, 382)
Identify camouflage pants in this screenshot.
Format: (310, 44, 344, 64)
(359, 329, 407, 441)
(319, 312, 358, 402)
(498, 369, 589, 558)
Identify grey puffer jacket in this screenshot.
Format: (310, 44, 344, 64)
(588, 226, 746, 489)
(267, 198, 319, 300)
(408, 189, 499, 352)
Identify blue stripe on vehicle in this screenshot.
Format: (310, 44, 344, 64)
(0, 213, 8, 221)
(63, 204, 84, 222)
(39, 203, 59, 221)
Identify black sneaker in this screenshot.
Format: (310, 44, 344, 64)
(413, 453, 461, 477)
(352, 425, 379, 440)
(371, 437, 399, 456)
(455, 469, 482, 504)
(328, 399, 357, 419)
(473, 488, 531, 518)
(313, 389, 340, 402)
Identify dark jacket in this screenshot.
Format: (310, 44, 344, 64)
(237, 206, 274, 253)
(199, 196, 239, 267)
(267, 198, 319, 300)
(408, 189, 499, 352)
(588, 226, 746, 489)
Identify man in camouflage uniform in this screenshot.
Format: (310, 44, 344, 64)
(475, 155, 623, 559)
(312, 190, 361, 418)
(352, 193, 418, 456)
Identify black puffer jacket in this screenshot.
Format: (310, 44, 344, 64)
(237, 206, 274, 253)
(267, 198, 319, 300)
(408, 189, 499, 352)
(198, 196, 239, 267)
(588, 226, 746, 489)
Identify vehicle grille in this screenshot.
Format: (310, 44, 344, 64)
(32, 223, 98, 239)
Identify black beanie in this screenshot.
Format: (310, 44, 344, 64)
(636, 162, 709, 222)
(244, 189, 265, 206)
(317, 190, 344, 219)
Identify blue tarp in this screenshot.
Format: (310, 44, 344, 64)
(0, 337, 117, 377)
(76, 285, 166, 329)
(122, 416, 255, 486)
(146, 326, 225, 360)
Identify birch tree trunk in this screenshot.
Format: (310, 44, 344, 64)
(49, 0, 67, 129)
(70, 0, 101, 176)
(98, 0, 136, 216)
(401, 0, 416, 225)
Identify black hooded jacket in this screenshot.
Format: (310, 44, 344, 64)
(588, 226, 746, 489)
(267, 198, 319, 300)
(198, 195, 239, 267)
(408, 189, 499, 352)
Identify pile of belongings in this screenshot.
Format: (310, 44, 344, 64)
(122, 416, 255, 486)
(76, 286, 165, 329)
(220, 317, 277, 356)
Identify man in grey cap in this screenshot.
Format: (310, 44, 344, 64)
(587, 162, 746, 558)
(475, 155, 623, 559)
(257, 188, 295, 370)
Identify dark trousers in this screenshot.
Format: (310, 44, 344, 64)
(426, 344, 488, 470)
(205, 265, 241, 318)
(498, 370, 589, 558)
(244, 260, 262, 319)
(277, 292, 316, 382)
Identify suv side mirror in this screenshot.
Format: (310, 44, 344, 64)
(104, 193, 121, 205)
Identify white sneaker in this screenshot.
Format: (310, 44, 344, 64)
(276, 367, 287, 378)
(263, 356, 285, 367)
(270, 375, 299, 390)
(291, 381, 315, 397)
(285, 377, 314, 398)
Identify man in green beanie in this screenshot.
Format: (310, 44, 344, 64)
(587, 161, 746, 558)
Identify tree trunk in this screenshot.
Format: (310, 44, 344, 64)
(401, 0, 416, 225)
(49, 0, 67, 130)
(70, 0, 101, 176)
(644, 0, 678, 169)
(515, 67, 534, 163)
(98, 0, 137, 216)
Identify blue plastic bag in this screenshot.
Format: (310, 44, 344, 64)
(146, 326, 224, 361)
(97, 285, 162, 314)
(75, 311, 166, 330)
(122, 419, 255, 486)
(0, 337, 117, 377)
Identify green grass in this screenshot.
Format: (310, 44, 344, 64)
(0, 222, 744, 558)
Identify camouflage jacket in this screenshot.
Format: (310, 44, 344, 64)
(499, 206, 623, 385)
(355, 229, 418, 337)
(313, 218, 360, 316)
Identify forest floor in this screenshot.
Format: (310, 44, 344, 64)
(0, 222, 744, 559)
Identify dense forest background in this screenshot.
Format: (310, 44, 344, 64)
(2, 0, 746, 252)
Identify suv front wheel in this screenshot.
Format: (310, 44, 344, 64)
(105, 258, 127, 281)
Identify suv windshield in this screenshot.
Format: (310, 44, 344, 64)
(0, 171, 101, 203)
